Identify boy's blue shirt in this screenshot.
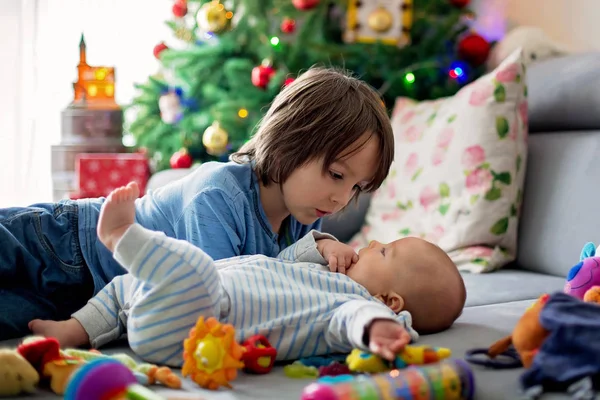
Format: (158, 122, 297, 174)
(77, 161, 322, 292)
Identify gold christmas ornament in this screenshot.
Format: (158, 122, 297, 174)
(344, 0, 413, 47)
(368, 7, 393, 33)
(202, 122, 229, 156)
(197, 1, 232, 34)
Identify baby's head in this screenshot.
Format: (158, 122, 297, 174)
(347, 237, 466, 334)
(232, 66, 394, 202)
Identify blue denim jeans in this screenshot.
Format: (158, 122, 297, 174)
(0, 200, 93, 340)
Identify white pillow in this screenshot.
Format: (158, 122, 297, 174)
(350, 49, 528, 273)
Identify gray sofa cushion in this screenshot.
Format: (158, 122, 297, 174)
(528, 53, 600, 133)
(517, 130, 600, 277)
(463, 269, 565, 306)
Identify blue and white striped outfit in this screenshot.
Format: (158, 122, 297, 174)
(72, 225, 417, 367)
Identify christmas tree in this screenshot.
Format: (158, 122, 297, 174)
(127, 0, 490, 171)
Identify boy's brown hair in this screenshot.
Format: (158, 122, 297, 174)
(231, 67, 394, 195)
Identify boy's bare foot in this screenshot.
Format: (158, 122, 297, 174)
(28, 318, 90, 348)
(97, 181, 140, 252)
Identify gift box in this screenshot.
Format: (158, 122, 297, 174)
(73, 153, 150, 198)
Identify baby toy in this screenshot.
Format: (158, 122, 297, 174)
(284, 361, 320, 379)
(0, 349, 40, 396)
(301, 358, 475, 400)
(17, 336, 88, 394)
(297, 354, 348, 368)
(318, 362, 351, 377)
(0, 336, 180, 397)
(240, 334, 277, 374)
(62, 348, 180, 388)
(479, 293, 550, 369)
(182, 316, 245, 390)
(564, 242, 600, 299)
(470, 292, 600, 398)
(64, 358, 164, 400)
(346, 345, 452, 373)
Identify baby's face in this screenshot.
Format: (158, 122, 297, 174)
(346, 239, 405, 295)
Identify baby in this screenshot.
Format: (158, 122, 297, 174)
(31, 183, 466, 367)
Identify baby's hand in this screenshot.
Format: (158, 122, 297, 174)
(317, 239, 358, 274)
(367, 319, 412, 361)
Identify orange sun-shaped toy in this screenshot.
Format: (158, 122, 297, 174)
(182, 317, 245, 390)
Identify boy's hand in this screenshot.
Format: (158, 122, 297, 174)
(317, 239, 358, 274)
(367, 319, 412, 361)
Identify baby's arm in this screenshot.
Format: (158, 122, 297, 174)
(277, 230, 337, 263)
(325, 299, 419, 356)
(72, 273, 135, 348)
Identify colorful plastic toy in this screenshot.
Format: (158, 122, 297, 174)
(346, 345, 452, 373)
(64, 358, 164, 400)
(17, 336, 86, 395)
(182, 316, 245, 390)
(301, 359, 475, 400)
(284, 361, 319, 379)
(318, 362, 351, 377)
(297, 354, 347, 368)
(240, 335, 277, 374)
(564, 242, 600, 299)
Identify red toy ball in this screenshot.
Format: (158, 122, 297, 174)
(241, 335, 277, 374)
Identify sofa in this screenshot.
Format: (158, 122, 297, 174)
(3, 53, 600, 399)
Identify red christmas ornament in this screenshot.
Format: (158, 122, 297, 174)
(458, 33, 490, 66)
(153, 42, 169, 59)
(172, 0, 188, 17)
(252, 64, 276, 89)
(284, 77, 296, 87)
(449, 0, 470, 7)
(170, 149, 193, 169)
(281, 17, 296, 33)
(292, 0, 320, 11)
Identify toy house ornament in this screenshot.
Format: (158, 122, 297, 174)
(51, 34, 126, 201)
(344, 0, 413, 47)
(72, 35, 118, 108)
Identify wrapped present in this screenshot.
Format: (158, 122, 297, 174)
(74, 153, 150, 198)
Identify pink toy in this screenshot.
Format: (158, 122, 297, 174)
(564, 242, 600, 299)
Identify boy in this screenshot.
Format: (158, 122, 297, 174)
(0, 67, 394, 339)
(32, 182, 466, 366)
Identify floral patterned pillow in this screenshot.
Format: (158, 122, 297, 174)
(351, 49, 528, 273)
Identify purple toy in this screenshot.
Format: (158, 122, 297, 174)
(564, 242, 600, 299)
(64, 358, 164, 400)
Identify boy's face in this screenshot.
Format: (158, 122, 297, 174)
(347, 239, 404, 295)
(281, 134, 379, 225)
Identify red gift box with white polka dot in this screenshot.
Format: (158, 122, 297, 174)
(75, 153, 150, 198)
